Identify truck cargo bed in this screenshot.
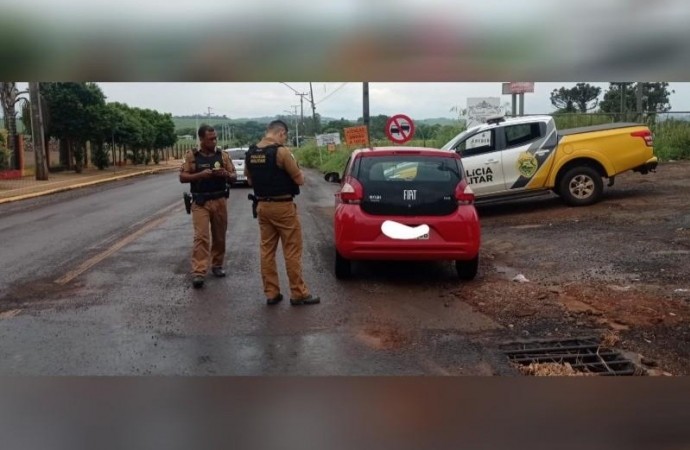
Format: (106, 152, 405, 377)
(557, 122, 642, 137)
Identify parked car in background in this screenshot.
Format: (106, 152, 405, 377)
(440, 115, 658, 206)
(224, 147, 249, 186)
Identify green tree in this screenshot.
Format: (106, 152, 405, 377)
(40, 82, 108, 172)
(599, 82, 674, 116)
(550, 83, 602, 113)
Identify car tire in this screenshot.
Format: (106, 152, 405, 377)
(455, 255, 478, 281)
(558, 166, 604, 207)
(335, 249, 352, 279)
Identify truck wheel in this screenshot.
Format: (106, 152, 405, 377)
(455, 255, 479, 281)
(558, 166, 604, 206)
(335, 249, 352, 279)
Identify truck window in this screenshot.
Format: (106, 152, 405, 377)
(503, 123, 543, 148)
(455, 129, 496, 157)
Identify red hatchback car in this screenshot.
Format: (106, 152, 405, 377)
(326, 147, 481, 280)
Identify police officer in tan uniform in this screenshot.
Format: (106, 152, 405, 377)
(179, 125, 236, 288)
(244, 120, 320, 306)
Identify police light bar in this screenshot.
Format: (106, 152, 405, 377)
(486, 115, 506, 125)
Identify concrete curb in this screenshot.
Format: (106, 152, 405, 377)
(0, 166, 178, 205)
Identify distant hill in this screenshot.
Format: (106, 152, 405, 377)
(172, 114, 459, 131)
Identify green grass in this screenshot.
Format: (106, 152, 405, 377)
(295, 115, 690, 173)
(652, 119, 690, 161)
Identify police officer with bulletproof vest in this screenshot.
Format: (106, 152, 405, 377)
(179, 125, 237, 288)
(244, 120, 320, 306)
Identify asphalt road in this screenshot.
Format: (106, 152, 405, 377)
(0, 170, 514, 375)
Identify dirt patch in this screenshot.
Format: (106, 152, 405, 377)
(516, 362, 598, 376)
(0, 278, 103, 314)
(0, 309, 21, 319)
(356, 325, 411, 350)
(465, 162, 690, 373)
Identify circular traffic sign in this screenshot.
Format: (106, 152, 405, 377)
(385, 114, 415, 144)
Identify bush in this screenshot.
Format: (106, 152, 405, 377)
(92, 143, 110, 170)
(0, 147, 13, 170)
(652, 119, 690, 161)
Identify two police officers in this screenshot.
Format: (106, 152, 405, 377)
(179, 125, 237, 288)
(244, 120, 320, 306)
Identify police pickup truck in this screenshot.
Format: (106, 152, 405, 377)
(440, 115, 658, 206)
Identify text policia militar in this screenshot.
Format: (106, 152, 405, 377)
(465, 167, 494, 184)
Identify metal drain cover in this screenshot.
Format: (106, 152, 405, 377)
(501, 337, 637, 376)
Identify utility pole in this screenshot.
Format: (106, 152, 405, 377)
(207, 107, 212, 118)
(195, 114, 199, 146)
(309, 82, 318, 135)
(28, 82, 48, 180)
(636, 82, 644, 122)
(619, 82, 627, 122)
(291, 105, 300, 147)
(363, 82, 370, 143)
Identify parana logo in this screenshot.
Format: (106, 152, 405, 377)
(516, 152, 538, 178)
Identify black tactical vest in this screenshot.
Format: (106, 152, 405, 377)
(190, 150, 227, 194)
(245, 144, 300, 197)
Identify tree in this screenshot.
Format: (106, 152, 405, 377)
(40, 82, 108, 172)
(599, 82, 674, 116)
(0, 82, 29, 154)
(550, 83, 602, 113)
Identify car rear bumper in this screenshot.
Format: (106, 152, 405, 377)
(632, 156, 658, 174)
(334, 207, 481, 261)
(338, 242, 479, 261)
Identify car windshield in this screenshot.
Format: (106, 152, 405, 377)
(227, 150, 246, 160)
(355, 154, 463, 216)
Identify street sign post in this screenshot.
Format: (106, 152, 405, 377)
(385, 114, 415, 144)
(502, 82, 534, 116)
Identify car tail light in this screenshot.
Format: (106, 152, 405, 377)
(631, 130, 653, 147)
(340, 177, 364, 204)
(455, 180, 475, 205)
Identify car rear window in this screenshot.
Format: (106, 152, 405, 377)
(227, 150, 246, 160)
(354, 154, 464, 216)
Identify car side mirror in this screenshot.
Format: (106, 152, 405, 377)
(324, 172, 341, 183)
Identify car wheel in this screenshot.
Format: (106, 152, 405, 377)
(558, 166, 604, 207)
(455, 255, 478, 281)
(335, 249, 352, 279)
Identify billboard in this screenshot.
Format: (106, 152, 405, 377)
(466, 97, 502, 149)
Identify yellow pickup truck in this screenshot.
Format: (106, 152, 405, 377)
(440, 115, 658, 206)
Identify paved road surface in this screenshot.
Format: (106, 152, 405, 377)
(0, 170, 513, 375)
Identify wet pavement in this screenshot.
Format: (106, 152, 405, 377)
(0, 169, 516, 375)
(2, 162, 689, 376)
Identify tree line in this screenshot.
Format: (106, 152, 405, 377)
(549, 82, 674, 115)
(1, 82, 177, 173)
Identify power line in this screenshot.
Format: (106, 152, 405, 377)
(316, 83, 349, 106)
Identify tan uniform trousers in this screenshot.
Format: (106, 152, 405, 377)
(191, 197, 227, 276)
(257, 201, 309, 300)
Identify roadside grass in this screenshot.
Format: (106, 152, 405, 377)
(296, 115, 690, 172)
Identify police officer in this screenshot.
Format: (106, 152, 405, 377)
(244, 120, 320, 306)
(179, 125, 237, 288)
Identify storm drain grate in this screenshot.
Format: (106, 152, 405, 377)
(501, 337, 637, 376)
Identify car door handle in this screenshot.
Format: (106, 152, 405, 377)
(534, 150, 548, 156)
(485, 159, 499, 164)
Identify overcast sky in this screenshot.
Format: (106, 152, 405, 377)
(92, 82, 690, 120)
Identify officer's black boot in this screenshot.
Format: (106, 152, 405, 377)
(211, 267, 226, 277)
(290, 294, 321, 306)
